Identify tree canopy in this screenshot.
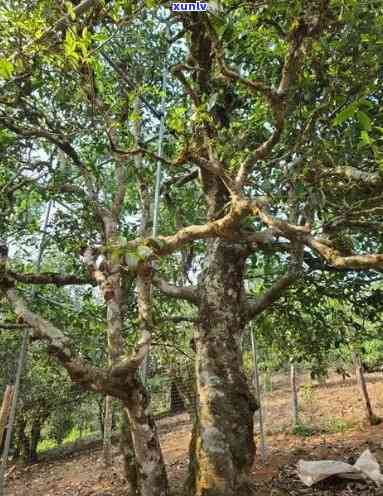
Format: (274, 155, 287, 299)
(1, 1, 383, 495)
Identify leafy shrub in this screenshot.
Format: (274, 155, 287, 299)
(292, 423, 318, 437)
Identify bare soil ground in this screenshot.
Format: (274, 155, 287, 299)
(5, 374, 383, 495)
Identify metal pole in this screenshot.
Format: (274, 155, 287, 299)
(251, 328, 267, 464)
(152, 63, 168, 238)
(0, 201, 53, 495)
(290, 362, 299, 427)
(141, 22, 169, 385)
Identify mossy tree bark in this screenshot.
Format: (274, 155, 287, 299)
(103, 258, 169, 496)
(1, 225, 169, 495)
(186, 239, 258, 496)
(123, 375, 168, 496)
(120, 410, 138, 495)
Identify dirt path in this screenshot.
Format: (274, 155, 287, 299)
(5, 376, 383, 495)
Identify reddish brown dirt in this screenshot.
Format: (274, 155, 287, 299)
(259, 372, 383, 434)
(5, 375, 383, 495)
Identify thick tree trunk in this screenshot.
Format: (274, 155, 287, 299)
(187, 240, 257, 496)
(120, 410, 138, 495)
(124, 375, 169, 496)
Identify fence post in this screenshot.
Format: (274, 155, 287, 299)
(103, 395, 113, 466)
(290, 362, 299, 428)
(251, 329, 267, 463)
(0, 387, 14, 448)
(353, 352, 380, 425)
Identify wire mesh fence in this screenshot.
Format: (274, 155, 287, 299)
(132, 360, 383, 451)
(253, 365, 383, 442)
(2, 356, 383, 465)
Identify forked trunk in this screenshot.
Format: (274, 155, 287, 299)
(86, 215, 168, 495)
(124, 375, 169, 496)
(187, 240, 257, 496)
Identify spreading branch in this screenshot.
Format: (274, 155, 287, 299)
(152, 272, 200, 305)
(0, 284, 133, 398)
(0, 322, 28, 330)
(0, 117, 100, 206)
(245, 242, 303, 320)
(252, 200, 383, 271)
(216, 5, 330, 190)
(8, 271, 92, 286)
(330, 165, 382, 187)
(245, 270, 298, 320)
(132, 196, 253, 259)
(306, 237, 383, 271)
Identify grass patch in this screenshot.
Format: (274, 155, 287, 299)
(292, 417, 356, 436)
(63, 427, 92, 444)
(292, 423, 318, 437)
(37, 427, 96, 454)
(321, 417, 355, 434)
(37, 438, 57, 453)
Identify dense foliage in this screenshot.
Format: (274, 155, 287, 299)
(1, 1, 383, 495)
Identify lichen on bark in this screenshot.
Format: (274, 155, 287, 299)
(186, 239, 258, 496)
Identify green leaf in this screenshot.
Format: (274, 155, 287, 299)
(65, 1, 76, 21)
(356, 111, 371, 131)
(0, 59, 14, 79)
(295, 184, 306, 198)
(64, 30, 77, 56)
(207, 92, 219, 112)
(64, 30, 80, 65)
(360, 130, 373, 146)
(333, 102, 358, 126)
